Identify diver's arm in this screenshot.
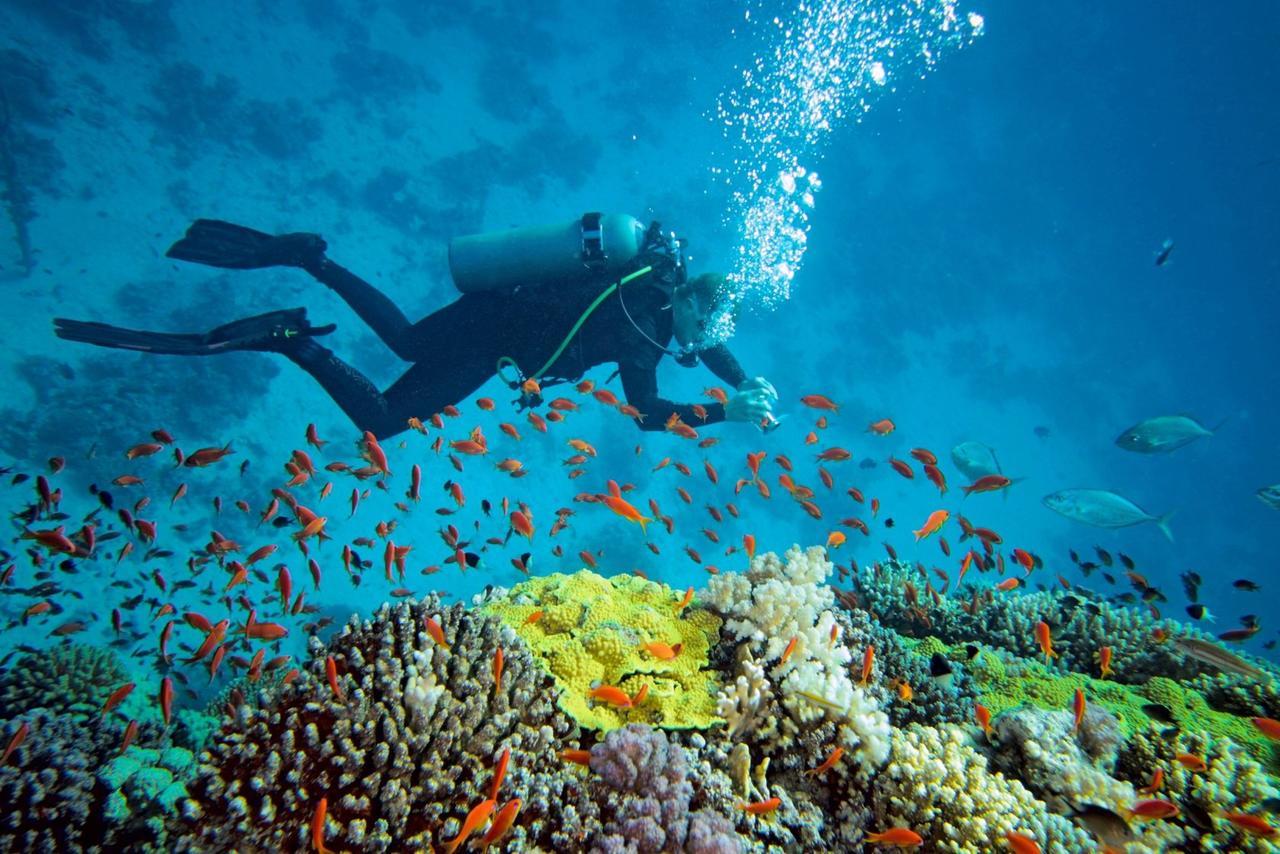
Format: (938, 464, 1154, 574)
(618, 361, 725, 431)
(699, 343, 748, 388)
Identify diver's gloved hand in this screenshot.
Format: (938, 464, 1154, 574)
(737, 376, 778, 401)
(725, 385, 776, 426)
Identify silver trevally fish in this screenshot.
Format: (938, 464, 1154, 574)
(1114, 415, 1220, 454)
(1259, 484, 1280, 511)
(950, 441, 1002, 482)
(1042, 489, 1175, 541)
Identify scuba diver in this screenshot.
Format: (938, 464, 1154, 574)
(54, 214, 778, 439)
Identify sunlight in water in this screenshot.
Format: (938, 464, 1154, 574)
(708, 1, 985, 341)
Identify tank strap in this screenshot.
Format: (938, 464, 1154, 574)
(496, 266, 654, 400)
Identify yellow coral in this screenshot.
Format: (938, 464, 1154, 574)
(481, 571, 723, 731)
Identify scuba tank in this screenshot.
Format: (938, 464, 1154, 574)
(448, 212, 647, 293)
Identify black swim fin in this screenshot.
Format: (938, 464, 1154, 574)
(53, 308, 335, 355)
(166, 219, 327, 270)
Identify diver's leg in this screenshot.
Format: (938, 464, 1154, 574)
(303, 258, 420, 360)
(282, 338, 404, 438)
(282, 337, 497, 440)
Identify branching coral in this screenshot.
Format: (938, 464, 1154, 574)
(1116, 727, 1280, 853)
(702, 546, 891, 777)
(0, 642, 127, 720)
(0, 708, 169, 851)
(177, 596, 597, 852)
(588, 723, 741, 853)
(870, 723, 1097, 853)
(990, 706, 1183, 852)
(851, 559, 1232, 684)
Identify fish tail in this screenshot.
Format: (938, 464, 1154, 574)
(1155, 510, 1176, 542)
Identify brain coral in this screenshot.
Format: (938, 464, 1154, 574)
(177, 596, 599, 852)
(481, 570, 724, 731)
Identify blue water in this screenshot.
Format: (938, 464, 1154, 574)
(0, 0, 1276, 692)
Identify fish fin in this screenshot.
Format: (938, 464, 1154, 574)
(1208, 414, 1231, 435)
(1155, 510, 1176, 542)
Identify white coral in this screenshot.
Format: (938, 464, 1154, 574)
(716, 656, 770, 738)
(872, 724, 1097, 853)
(403, 647, 444, 730)
(702, 544, 890, 773)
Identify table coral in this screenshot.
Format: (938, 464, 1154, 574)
(481, 570, 724, 731)
(177, 596, 598, 852)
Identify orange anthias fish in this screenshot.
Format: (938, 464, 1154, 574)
(1138, 767, 1164, 795)
(800, 394, 839, 411)
(866, 418, 895, 435)
(1072, 688, 1086, 732)
(674, 586, 694, 614)
(975, 703, 993, 737)
(443, 799, 497, 854)
(1129, 799, 1180, 821)
(326, 655, 344, 701)
(481, 797, 523, 847)
(805, 746, 844, 777)
(1034, 621, 1058, 662)
(738, 797, 782, 815)
(994, 577, 1021, 592)
(311, 797, 332, 854)
(2, 721, 30, 766)
(601, 494, 651, 533)
(912, 509, 949, 541)
(865, 827, 923, 846)
(510, 510, 534, 540)
(1175, 753, 1207, 772)
(588, 684, 633, 708)
(826, 530, 846, 549)
(1220, 812, 1278, 839)
(860, 645, 875, 685)
(424, 616, 450, 649)
(643, 642, 682, 661)
(962, 474, 1013, 496)
(780, 636, 799, 665)
(1003, 831, 1042, 854)
(1095, 646, 1114, 679)
(1253, 717, 1280, 741)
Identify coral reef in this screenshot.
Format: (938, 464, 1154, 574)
(1116, 727, 1280, 853)
(852, 559, 1229, 684)
(990, 706, 1183, 851)
(0, 708, 171, 851)
(178, 596, 598, 852)
(100, 745, 194, 849)
(870, 723, 1098, 853)
(481, 570, 724, 731)
(702, 546, 891, 776)
(589, 723, 741, 853)
(0, 642, 128, 720)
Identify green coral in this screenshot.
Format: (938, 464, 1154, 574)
(0, 642, 127, 719)
(963, 644, 1279, 768)
(481, 570, 723, 731)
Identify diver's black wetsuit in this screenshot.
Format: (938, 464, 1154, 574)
(288, 257, 747, 439)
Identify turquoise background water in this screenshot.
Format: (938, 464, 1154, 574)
(1, 0, 1276, 695)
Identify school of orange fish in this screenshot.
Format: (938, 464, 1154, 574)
(3, 381, 1279, 850)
